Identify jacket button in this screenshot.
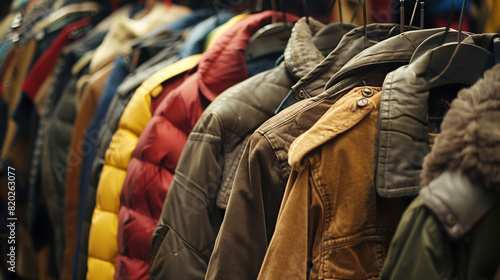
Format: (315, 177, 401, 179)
(362, 87, 373, 97)
(11, 33, 19, 43)
(446, 214, 456, 226)
(11, 13, 22, 29)
(35, 30, 45, 41)
(357, 98, 368, 107)
(298, 90, 306, 99)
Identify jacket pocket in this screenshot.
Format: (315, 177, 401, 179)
(319, 227, 395, 280)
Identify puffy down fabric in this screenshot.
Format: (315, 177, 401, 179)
(86, 54, 201, 280)
(116, 11, 296, 280)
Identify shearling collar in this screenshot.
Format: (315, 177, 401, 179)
(375, 34, 500, 198)
(284, 17, 325, 80)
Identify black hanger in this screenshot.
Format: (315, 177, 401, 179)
(312, 0, 357, 55)
(410, 30, 472, 62)
(244, 0, 293, 61)
(420, 0, 494, 88)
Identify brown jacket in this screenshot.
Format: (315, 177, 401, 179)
(258, 86, 410, 279)
(206, 27, 445, 280)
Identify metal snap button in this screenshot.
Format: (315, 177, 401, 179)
(35, 30, 45, 41)
(446, 214, 456, 226)
(11, 13, 22, 29)
(357, 98, 368, 107)
(10, 33, 19, 43)
(362, 87, 373, 97)
(298, 90, 306, 99)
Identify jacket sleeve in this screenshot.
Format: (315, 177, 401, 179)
(150, 113, 225, 279)
(205, 132, 286, 280)
(257, 167, 310, 279)
(379, 197, 454, 280)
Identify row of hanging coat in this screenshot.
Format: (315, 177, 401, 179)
(0, 0, 499, 279)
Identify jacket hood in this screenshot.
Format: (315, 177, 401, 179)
(376, 33, 500, 198)
(196, 11, 298, 102)
(421, 63, 500, 193)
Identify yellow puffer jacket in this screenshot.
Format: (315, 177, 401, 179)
(86, 55, 201, 280)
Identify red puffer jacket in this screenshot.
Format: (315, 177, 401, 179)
(115, 11, 297, 280)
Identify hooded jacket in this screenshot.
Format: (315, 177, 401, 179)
(377, 50, 500, 280)
(115, 11, 298, 280)
(149, 17, 330, 280)
(206, 27, 447, 280)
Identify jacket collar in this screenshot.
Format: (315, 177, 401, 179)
(291, 23, 403, 100)
(375, 33, 500, 198)
(277, 27, 446, 144)
(196, 11, 298, 102)
(289, 86, 381, 170)
(284, 17, 325, 80)
(324, 28, 445, 91)
(286, 28, 462, 181)
(420, 170, 500, 240)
